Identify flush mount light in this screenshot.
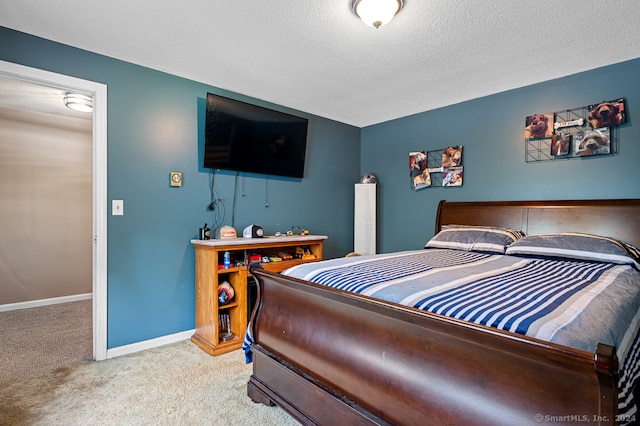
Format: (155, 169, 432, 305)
(352, 0, 404, 29)
(64, 93, 93, 112)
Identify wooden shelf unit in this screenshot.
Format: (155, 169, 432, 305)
(191, 235, 327, 356)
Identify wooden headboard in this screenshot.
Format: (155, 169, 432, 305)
(436, 199, 640, 248)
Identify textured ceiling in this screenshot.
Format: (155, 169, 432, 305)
(0, 75, 92, 120)
(1, 1, 640, 127)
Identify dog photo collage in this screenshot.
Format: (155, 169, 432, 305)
(410, 146, 463, 191)
(524, 97, 626, 160)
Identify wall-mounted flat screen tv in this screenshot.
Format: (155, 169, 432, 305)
(203, 93, 308, 178)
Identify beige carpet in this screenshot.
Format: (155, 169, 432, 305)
(0, 340, 298, 425)
(0, 299, 92, 387)
(0, 301, 297, 425)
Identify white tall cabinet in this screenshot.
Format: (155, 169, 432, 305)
(354, 183, 377, 255)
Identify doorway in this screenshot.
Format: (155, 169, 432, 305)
(0, 60, 107, 361)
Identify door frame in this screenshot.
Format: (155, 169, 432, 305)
(0, 60, 108, 360)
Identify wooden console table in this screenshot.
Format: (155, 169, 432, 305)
(191, 235, 327, 356)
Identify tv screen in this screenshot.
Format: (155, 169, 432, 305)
(204, 93, 308, 178)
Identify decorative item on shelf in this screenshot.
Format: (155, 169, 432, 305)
(215, 225, 237, 239)
(199, 223, 211, 240)
(287, 225, 310, 236)
(248, 253, 262, 263)
(218, 313, 233, 342)
(296, 245, 316, 260)
(218, 280, 235, 305)
(223, 251, 231, 269)
(279, 251, 293, 260)
(359, 172, 378, 184)
(242, 224, 264, 238)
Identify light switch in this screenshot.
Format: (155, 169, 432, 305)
(112, 200, 124, 216)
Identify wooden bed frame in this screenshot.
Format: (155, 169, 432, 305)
(247, 199, 640, 425)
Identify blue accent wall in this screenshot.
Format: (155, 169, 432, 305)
(0, 27, 360, 348)
(361, 58, 640, 253)
(3, 26, 639, 349)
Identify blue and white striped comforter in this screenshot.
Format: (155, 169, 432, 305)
(283, 249, 640, 421)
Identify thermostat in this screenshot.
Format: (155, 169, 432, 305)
(170, 171, 183, 187)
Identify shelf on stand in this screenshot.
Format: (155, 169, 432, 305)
(191, 235, 327, 356)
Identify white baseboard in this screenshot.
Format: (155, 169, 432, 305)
(0, 294, 195, 361)
(106, 329, 195, 359)
(0, 293, 92, 312)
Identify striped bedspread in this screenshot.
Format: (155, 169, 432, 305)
(281, 249, 640, 422)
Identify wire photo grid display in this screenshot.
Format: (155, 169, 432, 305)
(524, 98, 625, 163)
(410, 146, 463, 190)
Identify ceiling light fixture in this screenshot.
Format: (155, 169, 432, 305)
(63, 93, 93, 113)
(351, 0, 404, 29)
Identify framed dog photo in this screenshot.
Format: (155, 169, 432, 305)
(524, 113, 554, 139)
(588, 98, 626, 129)
(409, 151, 427, 172)
(409, 151, 431, 190)
(443, 167, 463, 187)
(411, 169, 431, 190)
(441, 146, 462, 168)
(574, 128, 611, 157)
(550, 132, 571, 157)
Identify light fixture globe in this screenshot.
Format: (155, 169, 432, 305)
(64, 93, 93, 113)
(352, 0, 404, 28)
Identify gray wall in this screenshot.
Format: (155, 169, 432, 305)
(0, 106, 92, 304)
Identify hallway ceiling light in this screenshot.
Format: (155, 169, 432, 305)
(351, 0, 404, 28)
(64, 93, 92, 112)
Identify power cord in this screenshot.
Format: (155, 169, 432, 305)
(208, 170, 226, 230)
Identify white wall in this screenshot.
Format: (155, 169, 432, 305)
(0, 106, 92, 304)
